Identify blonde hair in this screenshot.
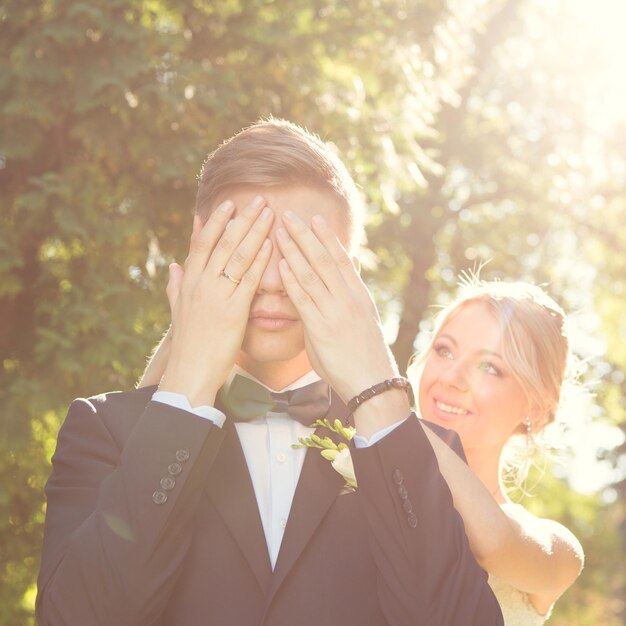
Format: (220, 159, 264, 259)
(408, 276, 574, 487)
(195, 118, 364, 251)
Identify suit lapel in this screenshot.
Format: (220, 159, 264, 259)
(265, 389, 350, 603)
(204, 419, 272, 594)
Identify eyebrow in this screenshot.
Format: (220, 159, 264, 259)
(437, 333, 504, 360)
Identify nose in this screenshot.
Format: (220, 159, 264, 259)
(439, 358, 469, 392)
(256, 234, 286, 295)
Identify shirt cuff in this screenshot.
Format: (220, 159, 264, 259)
(152, 391, 226, 428)
(353, 416, 409, 448)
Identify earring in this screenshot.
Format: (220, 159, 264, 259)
(525, 415, 533, 451)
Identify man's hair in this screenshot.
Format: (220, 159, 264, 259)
(195, 118, 364, 250)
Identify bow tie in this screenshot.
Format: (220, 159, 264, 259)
(218, 374, 331, 427)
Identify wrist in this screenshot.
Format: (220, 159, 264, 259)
(352, 389, 412, 440)
(159, 369, 220, 408)
(347, 376, 410, 414)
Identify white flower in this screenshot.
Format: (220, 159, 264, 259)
(293, 418, 358, 492)
(331, 448, 357, 489)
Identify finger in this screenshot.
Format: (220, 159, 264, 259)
(190, 214, 203, 247)
(280, 210, 345, 292)
(278, 258, 321, 324)
(231, 238, 273, 300)
(275, 226, 331, 305)
(166, 262, 184, 314)
(218, 206, 275, 282)
(184, 200, 236, 277)
(310, 213, 362, 288)
(205, 195, 268, 276)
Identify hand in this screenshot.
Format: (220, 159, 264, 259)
(275, 211, 402, 404)
(136, 217, 201, 388)
(158, 196, 274, 406)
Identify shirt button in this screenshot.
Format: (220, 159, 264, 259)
(276, 453, 287, 463)
(407, 513, 418, 528)
(279, 518, 287, 529)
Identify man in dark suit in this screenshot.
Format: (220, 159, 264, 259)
(37, 119, 503, 625)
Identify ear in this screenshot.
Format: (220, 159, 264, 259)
(351, 255, 361, 274)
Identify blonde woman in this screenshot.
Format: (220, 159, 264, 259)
(407, 279, 584, 625)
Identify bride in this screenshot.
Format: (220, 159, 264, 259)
(408, 278, 584, 625)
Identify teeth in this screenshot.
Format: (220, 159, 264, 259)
(436, 400, 468, 415)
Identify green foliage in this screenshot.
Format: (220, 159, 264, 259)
(1, 0, 624, 623)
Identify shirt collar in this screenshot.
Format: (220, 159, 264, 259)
(225, 364, 322, 394)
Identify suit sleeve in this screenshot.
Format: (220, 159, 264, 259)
(351, 414, 504, 626)
(36, 395, 226, 626)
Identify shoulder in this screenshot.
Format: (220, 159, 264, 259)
(61, 385, 158, 450)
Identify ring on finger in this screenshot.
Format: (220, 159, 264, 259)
(220, 269, 241, 285)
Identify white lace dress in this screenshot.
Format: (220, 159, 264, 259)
(487, 503, 553, 626)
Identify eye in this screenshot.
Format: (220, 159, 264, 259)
(478, 360, 501, 376)
(434, 342, 453, 359)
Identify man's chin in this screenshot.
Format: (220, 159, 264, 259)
(237, 331, 310, 372)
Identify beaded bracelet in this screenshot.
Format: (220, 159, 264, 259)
(347, 377, 411, 413)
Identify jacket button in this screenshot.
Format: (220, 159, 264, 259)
(168, 462, 183, 476)
(160, 476, 176, 491)
(152, 490, 168, 505)
(407, 513, 418, 528)
(392, 469, 404, 485)
(176, 448, 190, 462)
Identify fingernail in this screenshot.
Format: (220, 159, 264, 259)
(312, 214, 327, 229)
(262, 238, 271, 251)
(282, 210, 297, 223)
(252, 195, 265, 209)
(279, 258, 292, 274)
(277, 227, 290, 241)
(259, 207, 273, 221)
(219, 200, 234, 212)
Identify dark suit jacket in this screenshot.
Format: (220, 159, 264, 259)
(37, 385, 503, 626)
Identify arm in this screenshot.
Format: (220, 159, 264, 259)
(38, 197, 276, 624)
(137, 326, 171, 387)
(352, 416, 503, 625)
(275, 213, 503, 625)
(421, 425, 584, 614)
(37, 394, 225, 626)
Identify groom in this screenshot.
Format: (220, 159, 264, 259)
(37, 119, 503, 625)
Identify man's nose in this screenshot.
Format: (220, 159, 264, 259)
(256, 240, 286, 294)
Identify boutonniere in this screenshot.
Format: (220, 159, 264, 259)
(292, 419, 357, 493)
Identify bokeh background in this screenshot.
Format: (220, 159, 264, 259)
(1, 0, 625, 623)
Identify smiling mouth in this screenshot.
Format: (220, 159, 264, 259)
(435, 400, 469, 416)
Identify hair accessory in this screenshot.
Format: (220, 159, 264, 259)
(347, 377, 410, 413)
(220, 269, 241, 285)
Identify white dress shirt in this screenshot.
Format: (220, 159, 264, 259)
(152, 367, 406, 569)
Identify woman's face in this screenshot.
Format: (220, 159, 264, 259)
(418, 301, 530, 454)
